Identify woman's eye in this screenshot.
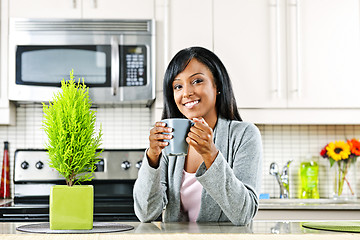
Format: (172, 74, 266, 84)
(173, 84, 182, 90)
(193, 79, 203, 84)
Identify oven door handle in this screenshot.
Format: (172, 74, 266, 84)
(111, 36, 120, 96)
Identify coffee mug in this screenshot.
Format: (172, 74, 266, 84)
(161, 118, 193, 156)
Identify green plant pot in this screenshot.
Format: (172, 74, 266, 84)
(50, 185, 93, 230)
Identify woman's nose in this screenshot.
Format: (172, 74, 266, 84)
(182, 84, 194, 97)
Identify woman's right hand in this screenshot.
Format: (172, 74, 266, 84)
(146, 121, 173, 167)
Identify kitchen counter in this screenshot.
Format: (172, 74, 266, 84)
(0, 221, 360, 239)
(255, 199, 360, 221)
(0, 200, 11, 205)
(259, 199, 360, 209)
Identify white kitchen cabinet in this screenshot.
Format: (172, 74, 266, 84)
(153, 0, 213, 121)
(9, 0, 154, 19)
(1, 0, 16, 125)
(0, 87, 16, 126)
(9, 0, 82, 18)
(82, 0, 154, 19)
(168, 0, 213, 59)
(286, 0, 360, 108)
(214, 0, 360, 109)
(214, 0, 287, 108)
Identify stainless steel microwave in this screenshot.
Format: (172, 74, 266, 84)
(9, 18, 155, 106)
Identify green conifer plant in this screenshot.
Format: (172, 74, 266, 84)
(42, 69, 103, 187)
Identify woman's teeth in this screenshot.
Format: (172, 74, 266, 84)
(184, 100, 199, 108)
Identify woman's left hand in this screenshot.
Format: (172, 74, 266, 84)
(186, 117, 219, 169)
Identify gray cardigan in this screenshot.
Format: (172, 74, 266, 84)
(133, 117, 263, 225)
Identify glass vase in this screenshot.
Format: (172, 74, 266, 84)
(332, 159, 357, 200)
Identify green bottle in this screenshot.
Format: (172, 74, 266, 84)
(300, 160, 319, 199)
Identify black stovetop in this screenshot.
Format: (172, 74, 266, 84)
(0, 197, 138, 222)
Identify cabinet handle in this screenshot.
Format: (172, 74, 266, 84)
(295, 0, 302, 97)
(270, 0, 282, 98)
(93, 0, 97, 8)
(73, 0, 77, 8)
(275, 0, 282, 98)
(289, 0, 302, 97)
(111, 36, 119, 96)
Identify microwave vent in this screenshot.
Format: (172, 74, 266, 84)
(13, 19, 151, 33)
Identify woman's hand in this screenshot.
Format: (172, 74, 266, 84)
(186, 117, 219, 169)
(147, 121, 173, 168)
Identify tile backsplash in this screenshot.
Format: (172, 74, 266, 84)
(0, 104, 151, 198)
(0, 105, 359, 199)
(257, 124, 360, 199)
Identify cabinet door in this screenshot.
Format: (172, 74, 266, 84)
(287, 0, 360, 108)
(169, 0, 213, 58)
(1, 0, 16, 125)
(82, 0, 154, 19)
(214, 0, 287, 108)
(9, 0, 82, 18)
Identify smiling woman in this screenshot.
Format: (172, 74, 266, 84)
(172, 59, 218, 129)
(133, 46, 263, 225)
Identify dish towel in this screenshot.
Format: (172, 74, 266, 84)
(302, 221, 360, 233)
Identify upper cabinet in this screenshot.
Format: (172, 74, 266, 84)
(10, 0, 81, 18)
(82, 0, 154, 19)
(1, 0, 16, 125)
(9, 0, 154, 19)
(214, 0, 360, 109)
(168, 0, 213, 58)
(214, 0, 286, 108)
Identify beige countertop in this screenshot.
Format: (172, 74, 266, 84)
(256, 199, 360, 221)
(259, 199, 360, 209)
(0, 221, 359, 239)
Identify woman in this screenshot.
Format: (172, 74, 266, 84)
(133, 47, 262, 225)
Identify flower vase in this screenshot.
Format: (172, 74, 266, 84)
(333, 159, 357, 200)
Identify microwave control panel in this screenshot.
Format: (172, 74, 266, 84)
(122, 45, 147, 87)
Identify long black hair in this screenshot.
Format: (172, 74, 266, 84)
(161, 46, 242, 121)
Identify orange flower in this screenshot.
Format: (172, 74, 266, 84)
(347, 138, 360, 156)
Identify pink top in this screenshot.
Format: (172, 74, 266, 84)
(180, 170, 203, 222)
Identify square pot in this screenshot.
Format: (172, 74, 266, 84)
(50, 185, 93, 230)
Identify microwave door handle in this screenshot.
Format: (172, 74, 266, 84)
(111, 36, 119, 96)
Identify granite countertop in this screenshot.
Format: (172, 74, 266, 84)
(259, 199, 360, 209)
(0, 221, 359, 236)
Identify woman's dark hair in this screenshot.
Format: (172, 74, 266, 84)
(162, 46, 242, 121)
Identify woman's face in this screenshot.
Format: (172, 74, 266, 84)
(172, 58, 218, 123)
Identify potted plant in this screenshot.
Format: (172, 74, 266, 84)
(42, 69, 103, 230)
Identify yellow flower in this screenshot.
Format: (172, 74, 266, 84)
(326, 141, 351, 161)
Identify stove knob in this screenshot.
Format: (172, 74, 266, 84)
(35, 161, 44, 170)
(121, 160, 131, 170)
(135, 160, 142, 169)
(21, 161, 29, 170)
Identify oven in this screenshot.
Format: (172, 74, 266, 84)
(0, 149, 145, 222)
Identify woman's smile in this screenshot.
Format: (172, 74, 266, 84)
(184, 100, 200, 109)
